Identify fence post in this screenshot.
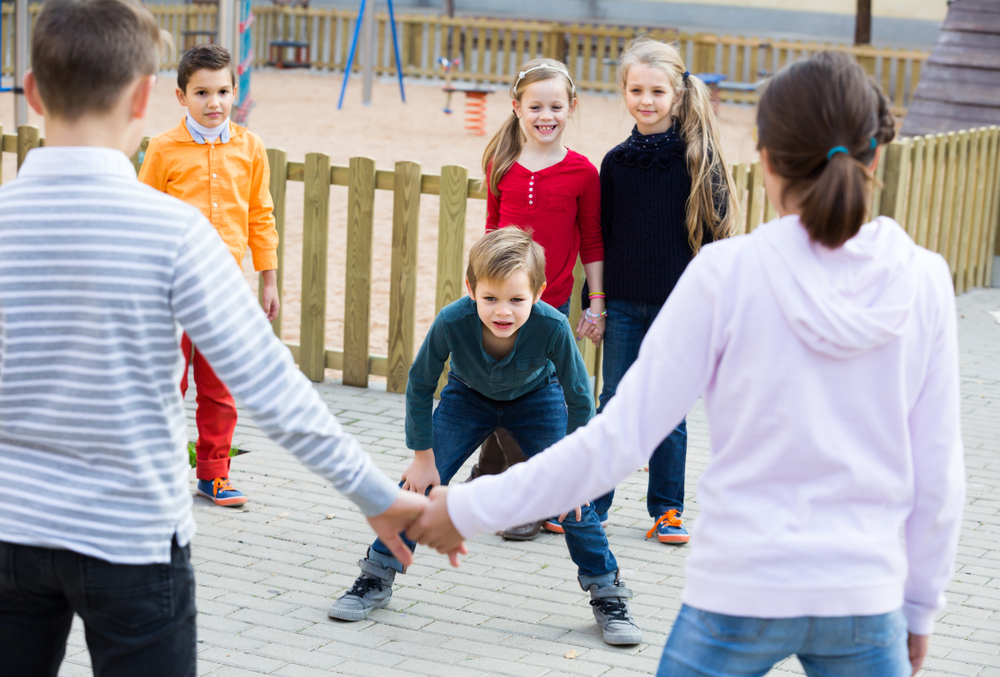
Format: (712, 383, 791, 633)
(299, 152, 331, 382)
(985, 127, 1000, 286)
(878, 138, 911, 225)
(746, 161, 765, 233)
(387, 160, 421, 394)
(265, 148, 288, 337)
(692, 33, 714, 74)
(903, 136, 924, 241)
(17, 124, 40, 170)
(978, 127, 999, 288)
(937, 132, 960, 269)
(913, 135, 936, 249)
(434, 164, 468, 397)
(964, 130, 988, 292)
(343, 156, 377, 388)
(947, 131, 970, 287)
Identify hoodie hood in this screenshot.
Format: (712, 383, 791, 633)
(754, 215, 919, 359)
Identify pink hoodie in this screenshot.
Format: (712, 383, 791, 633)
(448, 215, 965, 635)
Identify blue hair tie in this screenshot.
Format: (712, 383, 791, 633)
(827, 146, 849, 160)
(682, 71, 690, 81)
(870, 137, 878, 149)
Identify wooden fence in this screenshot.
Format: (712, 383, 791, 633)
(2, 123, 996, 393)
(1, 4, 928, 115)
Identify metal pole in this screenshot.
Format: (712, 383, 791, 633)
(361, 0, 375, 105)
(217, 0, 236, 54)
(14, 0, 28, 127)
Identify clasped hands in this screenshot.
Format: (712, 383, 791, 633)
(366, 449, 467, 569)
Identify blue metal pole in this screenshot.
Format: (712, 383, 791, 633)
(337, 0, 368, 110)
(386, 0, 406, 103)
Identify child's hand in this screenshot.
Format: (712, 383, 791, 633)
(401, 449, 441, 495)
(575, 302, 606, 346)
(367, 490, 429, 568)
(262, 282, 280, 322)
(406, 486, 468, 567)
(556, 501, 591, 524)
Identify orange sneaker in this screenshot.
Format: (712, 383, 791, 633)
(196, 477, 247, 507)
(647, 509, 688, 544)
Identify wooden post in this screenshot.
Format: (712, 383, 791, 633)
(854, 0, 871, 45)
(299, 152, 331, 382)
(16, 124, 40, 170)
(434, 164, 468, 397)
(746, 161, 765, 233)
(956, 129, 979, 293)
(984, 127, 1000, 285)
(914, 135, 936, 248)
(927, 133, 948, 252)
(947, 131, 970, 286)
(265, 148, 288, 337)
(343, 156, 377, 387)
(878, 138, 911, 224)
(963, 130, 988, 290)
(387, 160, 421, 394)
(977, 127, 999, 288)
(904, 137, 924, 240)
(937, 132, 960, 266)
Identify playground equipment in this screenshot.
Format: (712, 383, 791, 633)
(438, 49, 493, 135)
(233, 0, 255, 124)
(336, 0, 405, 109)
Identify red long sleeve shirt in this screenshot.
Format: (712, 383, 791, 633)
(486, 149, 603, 307)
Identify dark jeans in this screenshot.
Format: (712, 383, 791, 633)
(371, 375, 618, 582)
(0, 537, 197, 677)
(592, 298, 687, 519)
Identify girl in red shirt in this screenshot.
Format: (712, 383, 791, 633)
(471, 58, 605, 541)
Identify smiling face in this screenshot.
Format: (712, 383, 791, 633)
(625, 63, 677, 135)
(512, 78, 576, 147)
(467, 270, 542, 340)
(176, 67, 235, 128)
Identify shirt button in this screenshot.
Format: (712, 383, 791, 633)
(529, 200, 533, 205)
(212, 173, 217, 178)
(213, 202, 218, 207)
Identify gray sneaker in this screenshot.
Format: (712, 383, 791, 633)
(587, 581, 642, 645)
(327, 557, 396, 621)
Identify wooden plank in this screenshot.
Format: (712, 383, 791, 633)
(956, 129, 979, 292)
(986, 127, 1000, 281)
(910, 79, 1000, 108)
(130, 136, 150, 176)
(386, 161, 422, 394)
(878, 139, 911, 224)
(928, 45, 1000, 71)
(0, 124, 4, 183)
(870, 142, 886, 217)
(17, 125, 41, 171)
(914, 135, 937, 248)
(941, 10, 1000, 33)
(965, 128, 990, 289)
(434, 164, 469, 397)
(905, 137, 924, 240)
(1, 134, 14, 153)
(947, 131, 970, 282)
(343, 156, 376, 387)
(746, 161, 765, 233)
(936, 132, 960, 259)
(299, 152, 331, 382)
(732, 162, 749, 235)
(265, 148, 288, 338)
(977, 127, 999, 286)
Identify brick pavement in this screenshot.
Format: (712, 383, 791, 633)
(57, 287, 1000, 677)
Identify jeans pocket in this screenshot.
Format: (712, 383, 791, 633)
(698, 609, 771, 642)
(0, 542, 23, 602)
(83, 557, 174, 635)
(853, 611, 906, 647)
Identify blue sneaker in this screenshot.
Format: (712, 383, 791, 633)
(647, 509, 688, 544)
(196, 477, 247, 507)
(542, 511, 609, 534)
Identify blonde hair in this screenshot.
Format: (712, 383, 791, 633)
(618, 37, 739, 253)
(466, 228, 547, 296)
(481, 58, 576, 196)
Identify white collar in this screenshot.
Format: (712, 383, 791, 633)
(16, 146, 137, 180)
(185, 114, 231, 144)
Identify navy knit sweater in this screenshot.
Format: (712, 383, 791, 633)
(600, 124, 712, 306)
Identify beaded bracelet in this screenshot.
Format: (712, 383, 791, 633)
(584, 308, 607, 324)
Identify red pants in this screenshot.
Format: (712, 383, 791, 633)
(180, 334, 238, 481)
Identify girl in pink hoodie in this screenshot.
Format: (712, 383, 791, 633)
(413, 51, 966, 677)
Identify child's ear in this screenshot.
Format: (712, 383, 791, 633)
(465, 278, 473, 298)
(512, 99, 522, 119)
(175, 87, 187, 107)
(23, 71, 46, 116)
(568, 97, 578, 117)
(533, 282, 547, 303)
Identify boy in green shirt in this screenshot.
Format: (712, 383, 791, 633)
(329, 228, 641, 646)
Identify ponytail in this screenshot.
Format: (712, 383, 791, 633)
(757, 51, 897, 248)
(482, 113, 524, 196)
(676, 73, 739, 254)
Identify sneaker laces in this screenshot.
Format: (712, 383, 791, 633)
(212, 477, 237, 496)
(646, 509, 682, 539)
(345, 575, 383, 598)
(590, 595, 632, 622)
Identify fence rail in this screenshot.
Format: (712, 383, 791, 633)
(2, 123, 995, 393)
(1, 4, 928, 115)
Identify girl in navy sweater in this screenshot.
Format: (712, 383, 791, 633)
(590, 37, 738, 543)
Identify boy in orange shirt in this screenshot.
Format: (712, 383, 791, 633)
(139, 44, 279, 506)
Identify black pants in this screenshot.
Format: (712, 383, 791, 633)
(0, 537, 197, 677)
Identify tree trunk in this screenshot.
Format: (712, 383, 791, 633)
(855, 0, 872, 45)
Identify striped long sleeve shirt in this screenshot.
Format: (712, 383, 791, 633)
(0, 147, 399, 564)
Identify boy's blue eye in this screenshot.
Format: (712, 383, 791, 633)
(483, 296, 496, 302)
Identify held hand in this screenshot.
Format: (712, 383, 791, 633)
(366, 490, 428, 568)
(401, 450, 440, 495)
(557, 502, 589, 524)
(406, 486, 467, 567)
(908, 633, 928, 675)
(262, 283, 280, 322)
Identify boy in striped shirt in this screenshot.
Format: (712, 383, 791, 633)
(0, 0, 428, 673)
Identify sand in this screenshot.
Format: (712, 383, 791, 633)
(0, 71, 758, 379)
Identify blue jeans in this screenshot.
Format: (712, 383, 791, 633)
(659, 605, 910, 677)
(371, 375, 618, 585)
(0, 537, 197, 677)
(592, 298, 687, 519)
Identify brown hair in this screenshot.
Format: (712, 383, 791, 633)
(756, 51, 896, 248)
(177, 44, 236, 93)
(466, 228, 547, 296)
(618, 37, 739, 254)
(481, 59, 576, 196)
(31, 0, 164, 121)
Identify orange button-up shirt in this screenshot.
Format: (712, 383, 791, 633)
(138, 118, 278, 271)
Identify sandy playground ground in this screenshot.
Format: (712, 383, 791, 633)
(0, 70, 758, 380)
